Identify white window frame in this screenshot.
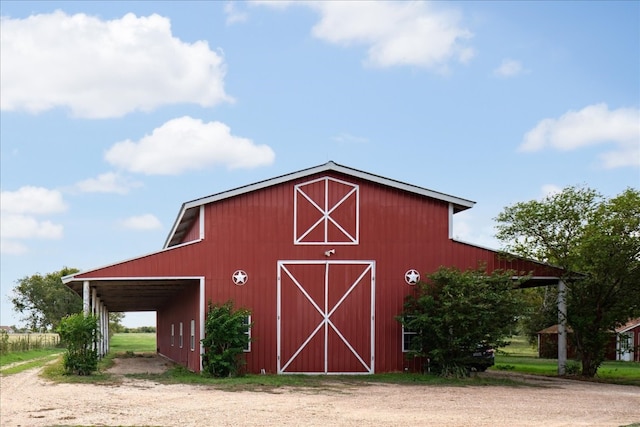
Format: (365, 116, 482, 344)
(179, 322, 183, 349)
(402, 318, 419, 353)
(243, 315, 252, 352)
(170, 323, 175, 347)
(190, 319, 196, 351)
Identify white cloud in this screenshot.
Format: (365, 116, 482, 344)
(0, 214, 63, 239)
(0, 186, 66, 254)
(493, 59, 525, 78)
(225, 2, 248, 25)
(1, 11, 231, 118)
(0, 186, 67, 215)
(258, 1, 474, 71)
(0, 239, 28, 255)
(119, 214, 162, 231)
(105, 116, 275, 175)
(74, 172, 142, 194)
(519, 104, 640, 169)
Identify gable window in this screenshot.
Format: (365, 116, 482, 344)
(190, 320, 196, 351)
(171, 324, 175, 347)
(294, 176, 360, 245)
(243, 315, 252, 352)
(179, 322, 183, 349)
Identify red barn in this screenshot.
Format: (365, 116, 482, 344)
(63, 161, 563, 374)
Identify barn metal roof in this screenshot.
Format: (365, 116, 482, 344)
(164, 161, 476, 248)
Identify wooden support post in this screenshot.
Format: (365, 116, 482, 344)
(100, 303, 107, 357)
(91, 288, 97, 316)
(557, 279, 567, 375)
(97, 299, 103, 357)
(83, 281, 90, 315)
(105, 307, 110, 355)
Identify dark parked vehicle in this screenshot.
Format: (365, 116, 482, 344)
(468, 346, 495, 372)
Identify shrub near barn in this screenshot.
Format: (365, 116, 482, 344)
(57, 313, 99, 376)
(399, 267, 524, 377)
(201, 301, 251, 378)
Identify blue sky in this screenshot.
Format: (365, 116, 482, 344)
(1, 1, 638, 328)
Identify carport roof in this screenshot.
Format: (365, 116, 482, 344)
(64, 278, 199, 312)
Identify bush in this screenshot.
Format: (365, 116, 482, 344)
(399, 266, 525, 377)
(201, 300, 251, 378)
(57, 313, 99, 375)
(565, 360, 581, 376)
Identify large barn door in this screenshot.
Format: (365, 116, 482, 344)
(277, 261, 375, 374)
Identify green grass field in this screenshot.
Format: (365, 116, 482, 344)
(495, 335, 640, 385)
(109, 332, 157, 353)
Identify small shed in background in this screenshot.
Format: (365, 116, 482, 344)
(538, 319, 640, 362)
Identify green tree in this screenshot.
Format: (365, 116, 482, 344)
(201, 300, 251, 377)
(10, 267, 81, 331)
(109, 312, 125, 334)
(57, 313, 99, 375)
(518, 286, 559, 345)
(495, 186, 640, 377)
(399, 266, 525, 377)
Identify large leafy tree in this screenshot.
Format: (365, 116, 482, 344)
(10, 267, 81, 331)
(495, 186, 640, 377)
(399, 266, 525, 377)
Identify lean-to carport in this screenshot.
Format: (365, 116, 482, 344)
(62, 275, 205, 368)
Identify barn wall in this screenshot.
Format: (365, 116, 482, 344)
(181, 215, 201, 244)
(157, 284, 201, 372)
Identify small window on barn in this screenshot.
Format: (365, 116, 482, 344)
(179, 322, 183, 348)
(402, 319, 419, 353)
(244, 315, 252, 352)
(190, 319, 195, 351)
(171, 324, 175, 347)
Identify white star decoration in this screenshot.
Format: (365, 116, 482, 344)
(232, 270, 248, 285)
(405, 269, 420, 285)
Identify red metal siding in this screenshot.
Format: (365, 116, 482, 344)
(181, 214, 200, 243)
(157, 284, 200, 371)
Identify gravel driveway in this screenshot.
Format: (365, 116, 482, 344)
(1, 355, 639, 427)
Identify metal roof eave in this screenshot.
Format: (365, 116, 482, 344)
(164, 161, 476, 248)
(62, 239, 203, 284)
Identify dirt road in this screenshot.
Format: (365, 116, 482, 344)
(1, 356, 638, 427)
